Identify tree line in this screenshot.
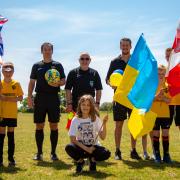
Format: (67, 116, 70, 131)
(18, 90, 112, 113)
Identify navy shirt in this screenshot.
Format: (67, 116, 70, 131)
(65, 67, 103, 109)
(30, 60, 65, 94)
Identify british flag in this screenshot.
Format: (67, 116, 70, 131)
(0, 15, 8, 57)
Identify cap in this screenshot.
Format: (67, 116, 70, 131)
(2, 62, 14, 72)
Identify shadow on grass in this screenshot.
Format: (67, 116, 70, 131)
(98, 161, 117, 167)
(35, 159, 73, 170)
(122, 159, 180, 170)
(0, 165, 26, 174)
(69, 170, 115, 179)
(67, 161, 116, 179)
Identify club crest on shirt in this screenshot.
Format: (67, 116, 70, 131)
(77, 73, 80, 78)
(89, 81, 94, 87)
(12, 85, 16, 90)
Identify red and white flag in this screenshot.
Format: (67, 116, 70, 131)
(166, 22, 180, 96)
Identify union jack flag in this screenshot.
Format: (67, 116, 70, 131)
(0, 15, 8, 57)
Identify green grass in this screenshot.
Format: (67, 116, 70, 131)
(0, 112, 180, 180)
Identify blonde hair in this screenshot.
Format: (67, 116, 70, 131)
(76, 95, 99, 122)
(158, 64, 166, 75)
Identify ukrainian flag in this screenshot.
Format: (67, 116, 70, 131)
(114, 34, 158, 139)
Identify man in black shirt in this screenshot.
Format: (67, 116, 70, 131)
(106, 38, 141, 160)
(65, 52, 102, 112)
(28, 42, 66, 161)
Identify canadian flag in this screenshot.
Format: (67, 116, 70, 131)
(166, 22, 180, 96)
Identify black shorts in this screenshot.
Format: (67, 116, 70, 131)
(174, 105, 180, 126)
(153, 118, 171, 130)
(113, 102, 132, 121)
(34, 93, 60, 123)
(169, 105, 175, 126)
(169, 105, 180, 126)
(0, 118, 17, 127)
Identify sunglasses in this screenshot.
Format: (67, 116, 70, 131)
(80, 57, 90, 61)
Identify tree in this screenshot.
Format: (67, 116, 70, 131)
(100, 102, 113, 112)
(18, 90, 67, 113)
(59, 90, 66, 113)
(18, 96, 34, 113)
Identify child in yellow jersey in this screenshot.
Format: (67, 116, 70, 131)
(165, 47, 180, 130)
(151, 65, 172, 163)
(169, 94, 180, 129)
(0, 62, 23, 166)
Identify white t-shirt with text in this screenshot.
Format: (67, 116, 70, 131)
(69, 116, 103, 145)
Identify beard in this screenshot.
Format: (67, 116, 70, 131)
(122, 51, 130, 55)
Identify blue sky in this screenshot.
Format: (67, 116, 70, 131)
(1, 0, 180, 103)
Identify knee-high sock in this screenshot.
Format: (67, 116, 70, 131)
(7, 132, 15, 161)
(0, 133, 5, 162)
(153, 136, 160, 154)
(162, 136, 169, 154)
(50, 130, 58, 154)
(35, 130, 44, 154)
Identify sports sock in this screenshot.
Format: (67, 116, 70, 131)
(162, 136, 169, 154)
(7, 132, 15, 161)
(50, 129, 58, 154)
(35, 129, 44, 154)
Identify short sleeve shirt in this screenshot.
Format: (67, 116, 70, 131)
(1, 80, 24, 118)
(30, 60, 65, 94)
(69, 116, 103, 145)
(65, 67, 102, 105)
(151, 83, 170, 117)
(106, 56, 128, 83)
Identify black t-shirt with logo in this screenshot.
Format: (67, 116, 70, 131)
(30, 60, 65, 94)
(65, 67, 103, 108)
(106, 56, 128, 84)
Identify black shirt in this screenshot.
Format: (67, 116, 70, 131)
(106, 56, 128, 84)
(65, 67, 103, 107)
(30, 60, 65, 94)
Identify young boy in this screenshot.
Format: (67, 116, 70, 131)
(0, 62, 23, 166)
(151, 65, 172, 163)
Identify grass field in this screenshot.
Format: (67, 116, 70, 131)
(0, 112, 180, 180)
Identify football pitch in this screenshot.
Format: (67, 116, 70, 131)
(0, 112, 180, 180)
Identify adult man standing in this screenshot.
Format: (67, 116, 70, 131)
(106, 38, 141, 160)
(65, 52, 102, 112)
(28, 42, 65, 161)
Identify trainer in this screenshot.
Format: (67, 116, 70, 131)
(65, 52, 102, 112)
(28, 42, 65, 161)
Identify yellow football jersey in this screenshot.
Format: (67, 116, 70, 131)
(169, 93, 180, 105)
(151, 82, 170, 118)
(0, 79, 23, 118)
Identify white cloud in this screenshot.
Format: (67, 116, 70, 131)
(5, 8, 54, 21)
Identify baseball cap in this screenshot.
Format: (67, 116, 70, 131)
(2, 62, 14, 72)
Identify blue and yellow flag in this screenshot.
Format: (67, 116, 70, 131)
(114, 34, 158, 139)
